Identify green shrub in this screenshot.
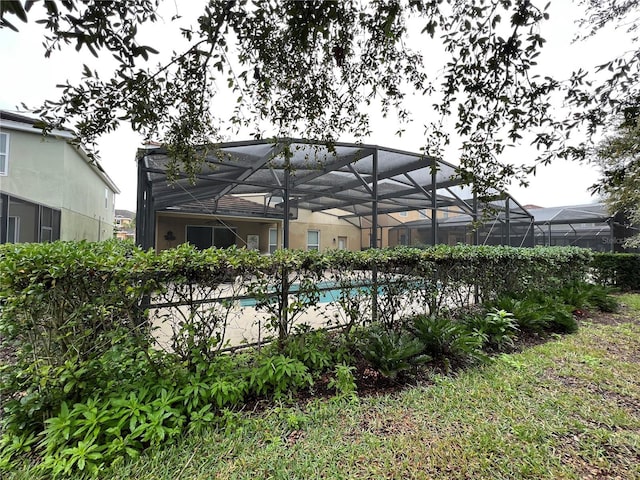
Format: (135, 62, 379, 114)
(512, 292, 578, 334)
(544, 302, 578, 333)
(410, 315, 485, 362)
(463, 309, 519, 350)
(247, 354, 314, 399)
(280, 329, 338, 374)
(591, 253, 640, 291)
(488, 295, 552, 333)
(584, 284, 620, 313)
(1, 381, 187, 477)
(490, 285, 614, 335)
(357, 326, 430, 379)
(0, 241, 597, 475)
(0, 338, 167, 440)
(554, 282, 620, 314)
(555, 283, 591, 312)
(327, 363, 358, 399)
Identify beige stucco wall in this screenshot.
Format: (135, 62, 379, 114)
(0, 130, 65, 205)
(60, 210, 114, 242)
(156, 213, 277, 252)
(289, 208, 362, 251)
(381, 208, 465, 247)
(0, 128, 117, 241)
(60, 142, 115, 241)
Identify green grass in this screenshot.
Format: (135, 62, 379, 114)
(620, 293, 640, 312)
(9, 296, 640, 479)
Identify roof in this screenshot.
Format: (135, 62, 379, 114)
(137, 138, 525, 220)
(115, 209, 135, 218)
(162, 194, 282, 219)
(0, 109, 120, 194)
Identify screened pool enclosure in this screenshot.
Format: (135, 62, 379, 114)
(135, 139, 533, 250)
(529, 203, 639, 253)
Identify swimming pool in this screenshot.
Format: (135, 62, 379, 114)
(239, 280, 376, 307)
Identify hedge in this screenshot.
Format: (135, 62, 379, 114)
(0, 240, 593, 368)
(591, 253, 640, 291)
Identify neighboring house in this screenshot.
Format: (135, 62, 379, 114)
(388, 200, 535, 248)
(0, 110, 119, 243)
(115, 209, 135, 240)
(386, 207, 465, 247)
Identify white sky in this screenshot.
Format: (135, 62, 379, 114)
(0, 1, 631, 211)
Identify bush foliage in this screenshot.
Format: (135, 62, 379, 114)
(591, 253, 640, 291)
(0, 241, 603, 476)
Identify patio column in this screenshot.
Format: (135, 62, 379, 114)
(135, 155, 155, 249)
(371, 149, 379, 323)
(283, 165, 291, 249)
(608, 218, 615, 252)
(280, 147, 291, 344)
(431, 157, 438, 246)
(0, 193, 8, 244)
(371, 149, 379, 249)
(472, 191, 479, 246)
(505, 197, 511, 247)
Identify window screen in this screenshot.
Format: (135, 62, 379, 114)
(269, 228, 278, 254)
(213, 227, 236, 248)
(0, 133, 8, 175)
(186, 226, 213, 250)
(307, 230, 319, 251)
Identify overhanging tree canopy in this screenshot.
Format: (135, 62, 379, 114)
(2, 0, 639, 197)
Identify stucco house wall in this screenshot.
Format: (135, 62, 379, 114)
(155, 206, 362, 253)
(0, 112, 119, 243)
(155, 212, 276, 252)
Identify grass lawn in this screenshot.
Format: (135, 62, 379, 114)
(10, 294, 640, 479)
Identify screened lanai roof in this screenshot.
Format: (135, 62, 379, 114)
(136, 138, 529, 248)
(138, 139, 466, 215)
(528, 203, 610, 225)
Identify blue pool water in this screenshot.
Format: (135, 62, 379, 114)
(239, 281, 374, 307)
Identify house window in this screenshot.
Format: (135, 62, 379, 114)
(0, 132, 9, 175)
(419, 209, 428, 218)
(399, 211, 408, 217)
(269, 228, 278, 254)
(399, 233, 407, 245)
(104, 188, 109, 209)
(307, 230, 320, 251)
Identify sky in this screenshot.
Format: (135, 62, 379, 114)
(0, 1, 632, 212)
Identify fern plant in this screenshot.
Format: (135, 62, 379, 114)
(521, 291, 579, 334)
(584, 283, 619, 313)
(488, 295, 553, 333)
(281, 329, 336, 375)
(357, 326, 430, 379)
(410, 315, 485, 363)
